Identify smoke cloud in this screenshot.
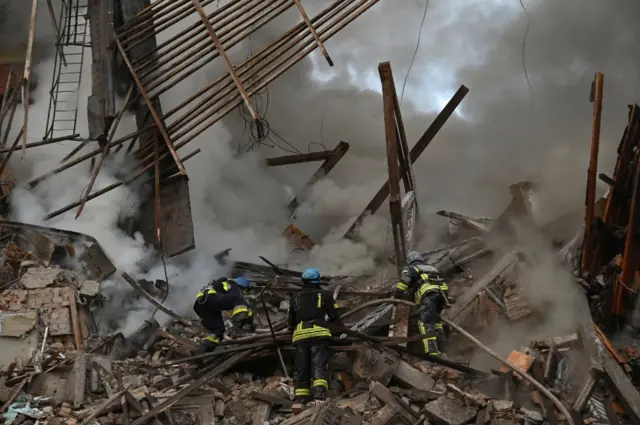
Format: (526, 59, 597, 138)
(4, 0, 640, 335)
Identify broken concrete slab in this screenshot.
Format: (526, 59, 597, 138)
(393, 360, 435, 392)
(370, 381, 418, 421)
(281, 404, 321, 425)
(353, 348, 399, 386)
(0, 311, 37, 337)
(19, 267, 70, 289)
(64, 352, 87, 409)
(425, 396, 478, 425)
(0, 326, 38, 368)
(336, 392, 370, 414)
(78, 280, 100, 297)
(369, 404, 412, 425)
(251, 400, 272, 425)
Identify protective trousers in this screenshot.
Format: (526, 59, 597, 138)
(193, 293, 230, 354)
(293, 338, 329, 401)
(418, 292, 446, 356)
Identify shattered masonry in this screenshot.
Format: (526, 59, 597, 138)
(1, 3, 640, 425)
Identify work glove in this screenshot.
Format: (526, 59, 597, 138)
(393, 289, 405, 300)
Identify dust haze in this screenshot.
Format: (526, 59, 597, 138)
(2, 0, 639, 336)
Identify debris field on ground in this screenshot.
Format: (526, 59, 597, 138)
(1, 3, 640, 425)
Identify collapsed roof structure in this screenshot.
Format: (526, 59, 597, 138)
(3, 2, 640, 425)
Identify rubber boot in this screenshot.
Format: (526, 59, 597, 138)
(190, 338, 218, 366)
(313, 386, 327, 401)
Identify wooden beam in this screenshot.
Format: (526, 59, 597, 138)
(345, 85, 468, 239)
(581, 72, 604, 275)
(115, 37, 187, 176)
(291, 0, 333, 66)
(129, 350, 253, 425)
(192, 0, 259, 121)
(22, 0, 39, 161)
(266, 150, 336, 167)
(121, 272, 199, 329)
(288, 141, 350, 211)
(444, 251, 518, 323)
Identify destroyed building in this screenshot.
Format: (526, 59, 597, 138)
(2, 1, 640, 425)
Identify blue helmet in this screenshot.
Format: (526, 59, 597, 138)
(235, 276, 251, 288)
(301, 268, 321, 284)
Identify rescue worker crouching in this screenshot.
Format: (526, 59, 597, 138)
(394, 251, 449, 357)
(192, 276, 255, 356)
(288, 268, 343, 404)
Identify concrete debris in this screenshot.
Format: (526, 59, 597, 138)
(1, 7, 639, 425)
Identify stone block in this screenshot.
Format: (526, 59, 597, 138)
(0, 311, 37, 337)
(49, 308, 72, 336)
(425, 396, 477, 425)
(393, 360, 435, 392)
(20, 267, 67, 289)
(353, 348, 399, 385)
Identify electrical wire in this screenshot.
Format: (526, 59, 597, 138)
(400, 0, 429, 104)
(518, 0, 533, 110)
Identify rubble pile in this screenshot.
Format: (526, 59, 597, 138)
(1, 2, 640, 425)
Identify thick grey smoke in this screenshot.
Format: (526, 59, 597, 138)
(251, 0, 640, 226)
(5, 0, 640, 335)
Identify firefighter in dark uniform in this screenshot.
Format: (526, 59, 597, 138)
(394, 251, 449, 356)
(288, 268, 342, 403)
(192, 276, 255, 355)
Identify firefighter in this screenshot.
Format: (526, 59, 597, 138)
(192, 276, 255, 356)
(288, 268, 342, 404)
(394, 251, 449, 356)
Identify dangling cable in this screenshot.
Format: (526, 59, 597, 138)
(400, 0, 429, 104)
(518, 0, 533, 110)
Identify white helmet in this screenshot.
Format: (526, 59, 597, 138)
(406, 251, 424, 264)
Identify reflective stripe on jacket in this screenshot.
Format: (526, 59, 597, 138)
(292, 321, 332, 343)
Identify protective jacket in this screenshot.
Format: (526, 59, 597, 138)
(288, 285, 342, 343)
(193, 278, 254, 345)
(288, 284, 342, 401)
(394, 262, 448, 356)
(394, 263, 448, 303)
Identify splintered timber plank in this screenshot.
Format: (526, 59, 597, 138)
(345, 85, 468, 239)
(130, 350, 253, 425)
(444, 251, 518, 323)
